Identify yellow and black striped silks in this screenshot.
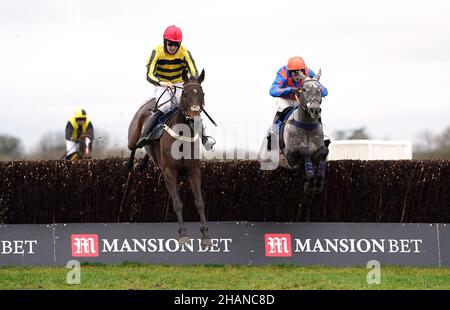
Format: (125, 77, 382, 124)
(146, 43, 198, 85)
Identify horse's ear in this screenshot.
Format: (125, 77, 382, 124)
(315, 68, 322, 80)
(197, 69, 205, 84)
(182, 69, 189, 83)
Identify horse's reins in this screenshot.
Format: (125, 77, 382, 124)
(294, 79, 322, 112)
(155, 85, 218, 126)
(154, 86, 178, 111)
(291, 80, 322, 130)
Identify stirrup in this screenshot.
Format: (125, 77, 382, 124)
(202, 136, 215, 151)
(266, 132, 273, 151)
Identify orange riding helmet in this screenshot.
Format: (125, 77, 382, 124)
(287, 56, 306, 71)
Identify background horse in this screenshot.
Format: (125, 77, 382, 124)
(127, 69, 211, 246)
(282, 70, 329, 194)
(66, 134, 93, 160)
(78, 134, 93, 159)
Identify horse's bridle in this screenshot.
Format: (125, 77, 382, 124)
(178, 83, 205, 121)
(158, 84, 205, 143)
(297, 79, 322, 114)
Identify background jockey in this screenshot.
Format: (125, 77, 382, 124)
(136, 25, 214, 150)
(269, 56, 328, 125)
(65, 108, 94, 160)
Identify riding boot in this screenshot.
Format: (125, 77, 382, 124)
(267, 111, 283, 151)
(201, 126, 215, 151)
(318, 117, 331, 147)
(136, 110, 163, 148)
(66, 152, 78, 161)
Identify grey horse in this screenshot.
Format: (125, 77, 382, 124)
(263, 69, 329, 194)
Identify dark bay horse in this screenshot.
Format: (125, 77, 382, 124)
(127, 69, 211, 246)
(78, 134, 93, 159)
(66, 134, 93, 160)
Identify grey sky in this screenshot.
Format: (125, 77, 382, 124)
(1, 0, 450, 153)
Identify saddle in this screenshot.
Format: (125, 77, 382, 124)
(276, 105, 331, 150)
(147, 107, 178, 140)
(276, 104, 298, 150)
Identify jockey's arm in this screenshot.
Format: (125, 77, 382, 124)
(308, 68, 328, 97)
(269, 69, 293, 97)
(184, 49, 198, 77)
(146, 49, 160, 86)
(87, 122, 94, 140)
(65, 121, 76, 142)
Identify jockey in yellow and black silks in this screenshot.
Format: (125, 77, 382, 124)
(65, 108, 94, 160)
(136, 25, 215, 150)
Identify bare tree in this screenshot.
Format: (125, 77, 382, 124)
(0, 134, 23, 160)
(333, 127, 371, 140)
(414, 130, 436, 152)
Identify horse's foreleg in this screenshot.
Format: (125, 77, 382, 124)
(137, 154, 149, 171)
(313, 145, 329, 193)
(298, 147, 315, 193)
(304, 158, 314, 180)
(188, 168, 211, 247)
(316, 145, 329, 179)
(304, 156, 316, 194)
(163, 168, 188, 243)
(298, 147, 314, 180)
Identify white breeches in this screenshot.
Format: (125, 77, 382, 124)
(66, 140, 78, 154)
(276, 98, 296, 112)
(154, 83, 184, 113)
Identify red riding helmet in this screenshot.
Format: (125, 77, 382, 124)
(287, 56, 306, 71)
(163, 25, 183, 42)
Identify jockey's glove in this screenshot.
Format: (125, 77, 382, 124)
(289, 87, 300, 96)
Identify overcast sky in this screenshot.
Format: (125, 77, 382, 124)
(1, 0, 450, 153)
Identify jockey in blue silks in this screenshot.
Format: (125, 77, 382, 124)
(269, 56, 328, 125)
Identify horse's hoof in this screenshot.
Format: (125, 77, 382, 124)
(178, 236, 191, 245)
(314, 179, 324, 193)
(201, 238, 213, 248)
(303, 183, 311, 194)
(315, 184, 324, 193)
(304, 182, 313, 195)
(123, 160, 132, 170)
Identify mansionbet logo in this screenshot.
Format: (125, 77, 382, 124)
(264, 233, 424, 257)
(265, 234, 292, 257)
(71, 234, 99, 257)
(70, 234, 232, 256)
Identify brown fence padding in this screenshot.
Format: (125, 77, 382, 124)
(0, 159, 449, 224)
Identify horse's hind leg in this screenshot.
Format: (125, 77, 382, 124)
(188, 167, 211, 247)
(125, 148, 136, 171)
(163, 167, 189, 244)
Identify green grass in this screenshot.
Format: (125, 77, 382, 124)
(1, 264, 450, 290)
